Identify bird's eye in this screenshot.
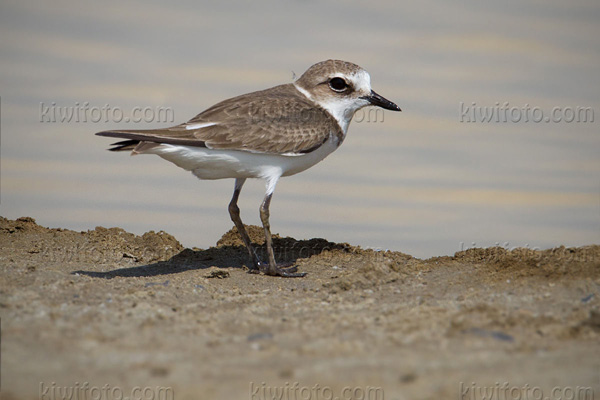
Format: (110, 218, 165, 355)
(328, 77, 348, 92)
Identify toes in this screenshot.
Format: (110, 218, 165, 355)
(279, 265, 298, 273)
(279, 271, 307, 278)
(267, 266, 306, 278)
(253, 261, 306, 278)
(245, 263, 261, 274)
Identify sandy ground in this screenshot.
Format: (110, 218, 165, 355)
(1, 216, 599, 400)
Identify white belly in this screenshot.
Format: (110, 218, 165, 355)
(143, 134, 340, 181)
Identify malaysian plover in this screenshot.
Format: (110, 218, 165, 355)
(97, 59, 400, 277)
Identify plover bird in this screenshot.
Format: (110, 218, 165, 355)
(96, 59, 400, 277)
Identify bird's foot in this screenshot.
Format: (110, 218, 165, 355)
(246, 266, 261, 274)
(257, 261, 307, 278)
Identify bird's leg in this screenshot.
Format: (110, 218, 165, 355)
(259, 189, 306, 278)
(228, 178, 260, 272)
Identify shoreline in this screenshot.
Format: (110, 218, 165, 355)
(2, 216, 599, 399)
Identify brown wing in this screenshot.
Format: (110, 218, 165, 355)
(96, 84, 340, 155)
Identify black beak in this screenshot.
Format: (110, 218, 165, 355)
(362, 90, 401, 111)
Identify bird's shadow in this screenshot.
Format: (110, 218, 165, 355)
(72, 237, 349, 279)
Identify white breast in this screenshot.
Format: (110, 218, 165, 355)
(143, 133, 341, 181)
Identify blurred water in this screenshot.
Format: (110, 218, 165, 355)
(1, 0, 599, 258)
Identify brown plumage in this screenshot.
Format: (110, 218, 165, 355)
(97, 83, 341, 155)
(95, 59, 401, 278)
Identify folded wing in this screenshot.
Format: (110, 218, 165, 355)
(96, 84, 338, 155)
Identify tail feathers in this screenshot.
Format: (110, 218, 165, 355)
(107, 139, 140, 152)
(96, 129, 208, 148)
